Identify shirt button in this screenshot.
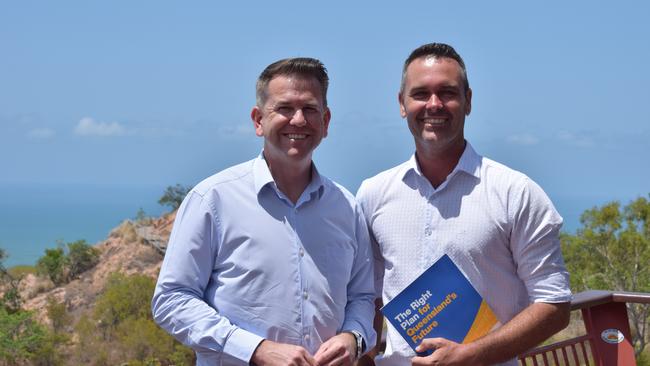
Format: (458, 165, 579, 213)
(425, 227, 432, 236)
(304, 334, 310, 341)
(303, 291, 308, 300)
(299, 248, 305, 257)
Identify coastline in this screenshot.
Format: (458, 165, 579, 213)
(0, 183, 640, 268)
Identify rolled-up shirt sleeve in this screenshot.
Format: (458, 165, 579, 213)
(510, 178, 572, 304)
(151, 190, 263, 364)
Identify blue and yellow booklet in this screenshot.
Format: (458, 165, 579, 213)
(381, 254, 498, 355)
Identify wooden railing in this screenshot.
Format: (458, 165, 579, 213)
(360, 290, 649, 366)
(519, 290, 650, 366)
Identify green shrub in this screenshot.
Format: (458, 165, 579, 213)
(30, 330, 68, 366)
(73, 314, 105, 364)
(0, 287, 21, 315)
(67, 239, 100, 279)
(117, 317, 192, 364)
(75, 273, 194, 365)
(36, 247, 67, 285)
(35, 240, 100, 286)
(46, 297, 72, 334)
(94, 273, 155, 328)
(0, 308, 48, 364)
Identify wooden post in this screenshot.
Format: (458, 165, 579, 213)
(581, 301, 636, 366)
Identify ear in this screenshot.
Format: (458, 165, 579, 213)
(251, 106, 264, 137)
(322, 107, 331, 138)
(398, 92, 407, 118)
(465, 88, 472, 116)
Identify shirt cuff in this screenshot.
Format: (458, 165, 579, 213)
(223, 327, 265, 365)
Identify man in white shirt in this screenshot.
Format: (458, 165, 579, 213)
(153, 58, 375, 366)
(356, 43, 571, 366)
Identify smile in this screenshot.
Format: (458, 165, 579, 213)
(421, 118, 446, 126)
(286, 133, 308, 140)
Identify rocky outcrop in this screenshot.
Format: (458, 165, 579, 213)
(135, 213, 175, 255)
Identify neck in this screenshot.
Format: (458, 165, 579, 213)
(415, 140, 466, 189)
(264, 153, 313, 204)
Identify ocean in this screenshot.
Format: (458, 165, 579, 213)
(0, 183, 166, 268)
(0, 183, 623, 268)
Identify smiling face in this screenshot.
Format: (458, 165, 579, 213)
(252, 74, 330, 166)
(399, 56, 472, 155)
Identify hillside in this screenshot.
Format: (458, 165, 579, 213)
(18, 212, 175, 324)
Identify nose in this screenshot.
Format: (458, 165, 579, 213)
(290, 109, 307, 127)
(426, 94, 443, 111)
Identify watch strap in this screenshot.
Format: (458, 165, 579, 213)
(347, 330, 364, 359)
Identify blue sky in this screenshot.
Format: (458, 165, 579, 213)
(1, 1, 649, 229)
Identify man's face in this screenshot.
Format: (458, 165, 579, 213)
(252, 75, 330, 164)
(399, 56, 472, 154)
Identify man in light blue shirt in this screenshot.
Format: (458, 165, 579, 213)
(152, 58, 375, 366)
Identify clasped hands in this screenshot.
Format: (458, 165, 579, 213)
(251, 332, 357, 366)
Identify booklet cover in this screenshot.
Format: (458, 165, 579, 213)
(381, 254, 498, 355)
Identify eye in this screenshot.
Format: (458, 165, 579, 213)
(438, 88, 460, 101)
(410, 91, 430, 101)
(276, 106, 294, 114)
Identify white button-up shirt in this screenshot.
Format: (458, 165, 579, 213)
(357, 143, 571, 366)
(153, 154, 376, 365)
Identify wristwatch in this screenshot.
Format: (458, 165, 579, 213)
(346, 330, 365, 359)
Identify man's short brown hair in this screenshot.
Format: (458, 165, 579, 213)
(400, 43, 469, 93)
(256, 57, 329, 107)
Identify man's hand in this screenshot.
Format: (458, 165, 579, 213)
(251, 340, 316, 366)
(313, 332, 356, 366)
(411, 338, 483, 366)
(410, 302, 570, 366)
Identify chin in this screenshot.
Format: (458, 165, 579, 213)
(420, 133, 443, 142)
(286, 151, 311, 161)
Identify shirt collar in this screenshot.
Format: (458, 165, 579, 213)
(453, 142, 482, 179)
(253, 151, 325, 201)
(253, 152, 275, 194)
(402, 141, 482, 182)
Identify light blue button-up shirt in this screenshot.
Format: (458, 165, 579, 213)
(152, 154, 376, 365)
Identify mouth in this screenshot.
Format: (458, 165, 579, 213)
(420, 117, 447, 127)
(285, 133, 308, 140)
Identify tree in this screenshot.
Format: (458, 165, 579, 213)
(0, 307, 48, 364)
(66, 239, 100, 280)
(158, 184, 191, 211)
(562, 195, 650, 357)
(35, 240, 100, 286)
(135, 207, 151, 224)
(36, 247, 67, 285)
